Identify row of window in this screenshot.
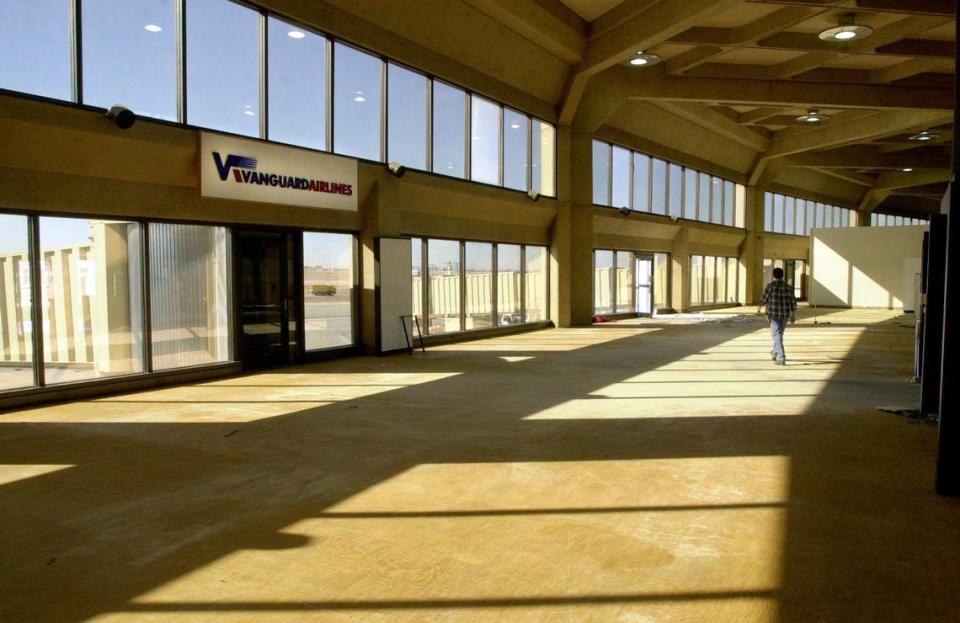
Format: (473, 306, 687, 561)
(0, 0, 556, 196)
(873, 214, 928, 227)
(764, 192, 856, 235)
(593, 250, 670, 316)
(690, 256, 741, 308)
(592, 140, 746, 228)
(0, 212, 356, 392)
(763, 258, 806, 300)
(411, 239, 549, 336)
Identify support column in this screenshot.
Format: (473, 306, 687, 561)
(741, 185, 766, 305)
(553, 129, 595, 326)
(670, 226, 690, 312)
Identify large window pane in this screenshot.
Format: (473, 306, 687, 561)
(723, 180, 735, 226)
(334, 43, 383, 161)
(654, 252, 669, 310)
(432, 82, 467, 178)
(531, 121, 555, 197)
(784, 197, 795, 235)
(594, 250, 614, 315)
(187, 0, 261, 136)
(795, 199, 806, 234)
(497, 244, 521, 325)
(0, 214, 34, 390)
(668, 164, 682, 218)
(727, 257, 739, 304)
(699, 174, 711, 223)
(83, 0, 177, 120)
(806, 201, 815, 235)
(615, 251, 633, 313)
(387, 64, 428, 170)
(470, 96, 500, 185)
(735, 184, 746, 228)
(764, 193, 773, 232)
(633, 154, 650, 212)
(503, 109, 528, 191)
(711, 177, 722, 224)
(611, 146, 631, 209)
(39, 218, 144, 383)
(703, 256, 716, 304)
(716, 256, 727, 304)
(427, 239, 460, 335)
(592, 140, 610, 206)
(524, 246, 548, 322)
(0, 0, 73, 101)
(303, 232, 354, 350)
(268, 18, 327, 150)
(651, 159, 667, 215)
(465, 242, 493, 330)
(815, 203, 825, 228)
(683, 168, 697, 220)
(149, 224, 231, 370)
(411, 238, 422, 328)
(773, 195, 785, 233)
(690, 255, 703, 306)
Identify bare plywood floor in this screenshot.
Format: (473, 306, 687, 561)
(1, 308, 957, 622)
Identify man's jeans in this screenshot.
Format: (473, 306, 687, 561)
(770, 316, 787, 361)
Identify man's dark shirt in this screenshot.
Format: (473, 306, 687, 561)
(759, 280, 797, 319)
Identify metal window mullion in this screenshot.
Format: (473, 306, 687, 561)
(177, 0, 187, 123)
(498, 105, 504, 187)
(520, 246, 526, 323)
(72, 0, 83, 104)
(421, 239, 430, 336)
(426, 79, 434, 172)
(142, 222, 153, 372)
(459, 241, 466, 332)
(324, 38, 333, 152)
(465, 95, 472, 181)
(492, 245, 498, 327)
(380, 58, 387, 162)
(28, 216, 44, 388)
(259, 11, 268, 139)
(628, 152, 635, 210)
(606, 144, 613, 207)
(526, 116, 533, 192)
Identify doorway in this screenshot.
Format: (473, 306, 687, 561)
(635, 255, 654, 316)
(235, 230, 301, 369)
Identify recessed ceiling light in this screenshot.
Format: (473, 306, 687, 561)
(353, 96, 366, 103)
(510, 123, 520, 129)
(819, 14, 874, 42)
(796, 108, 828, 123)
(901, 168, 914, 172)
(288, 30, 306, 39)
(144, 24, 162, 33)
(909, 130, 938, 142)
(627, 52, 661, 67)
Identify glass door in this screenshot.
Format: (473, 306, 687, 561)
(235, 230, 301, 369)
(636, 255, 654, 315)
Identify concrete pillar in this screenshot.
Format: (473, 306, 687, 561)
(859, 211, 873, 227)
(741, 186, 766, 305)
(553, 128, 595, 326)
(670, 227, 690, 312)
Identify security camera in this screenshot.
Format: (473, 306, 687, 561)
(105, 105, 136, 129)
(526, 190, 540, 202)
(670, 214, 680, 222)
(387, 161, 406, 178)
(618, 206, 631, 216)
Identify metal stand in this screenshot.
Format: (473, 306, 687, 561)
(400, 315, 425, 354)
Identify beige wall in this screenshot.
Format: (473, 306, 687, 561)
(810, 226, 927, 310)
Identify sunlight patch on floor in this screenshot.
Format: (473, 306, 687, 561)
(0, 464, 74, 486)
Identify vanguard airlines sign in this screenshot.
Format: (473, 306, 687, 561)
(200, 133, 357, 211)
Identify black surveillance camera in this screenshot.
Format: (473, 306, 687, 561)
(105, 105, 136, 129)
(387, 161, 406, 178)
(618, 206, 630, 216)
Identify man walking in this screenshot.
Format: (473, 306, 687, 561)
(758, 267, 797, 365)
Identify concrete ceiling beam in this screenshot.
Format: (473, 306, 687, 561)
(461, 0, 586, 64)
(745, 0, 955, 17)
(873, 169, 953, 191)
(788, 151, 952, 169)
(655, 101, 770, 151)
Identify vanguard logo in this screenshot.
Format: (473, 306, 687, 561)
(210, 151, 353, 196)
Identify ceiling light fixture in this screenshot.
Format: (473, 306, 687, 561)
(909, 130, 938, 142)
(144, 24, 162, 33)
(819, 14, 874, 42)
(354, 91, 366, 103)
(901, 167, 914, 173)
(627, 51, 661, 67)
(796, 108, 828, 123)
(288, 30, 306, 39)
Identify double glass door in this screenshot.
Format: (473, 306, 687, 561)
(236, 230, 301, 369)
(635, 255, 654, 315)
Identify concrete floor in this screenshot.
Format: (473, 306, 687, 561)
(1, 307, 958, 622)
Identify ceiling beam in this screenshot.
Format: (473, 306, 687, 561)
(739, 107, 793, 124)
(462, 0, 586, 64)
(858, 189, 891, 214)
(870, 58, 955, 83)
(787, 151, 952, 169)
(672, 30, 955, 60)
(813, 167, 875, 187)
(655, 101, 771, 151)
(873, 169, 954, 191)
(560, 0, 741, 125)
(610, 65, 954, 111)
(666, 45, 726, 75)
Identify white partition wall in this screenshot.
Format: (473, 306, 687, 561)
(810, 226, 927, 310)
(377, 238, 413, 353)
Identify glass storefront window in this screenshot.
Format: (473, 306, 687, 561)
(40, 217, 145, 384)
(497, 244, 521, 325)
(524, 246, 548, 323)
(592, 140, 610, 206)
(723, 180, 734, 226)
(611, 146, 631, 209)
(503, 109, 528, 191)
(633, 154, 650, 213)
(427, 239, 460, 335)
(268, 17, 328, 151)
(83, 0, 178, 121)
(683, 168, 697, 220)
(470, 96, 501, 185)
(0, 0, 73, 101)
(668, 164, 682, 218)
(432, 82, 467, 179)
(615, 251, 633, 313)
(654, 253, 669, 310)
(411, 238, 423, 328)
(594, 250, 614, 315)
(651, 159, 667, 215)
(149, 223, 231, 370)
(690, 255, 703, 306)
(699, 174, 711, 223)
(464, 242, 493, 330)
(0, 214, 34, 390)
(703, 256, 716, 304)
(387, 63, 428, 170)
(303, 232, 354, 350)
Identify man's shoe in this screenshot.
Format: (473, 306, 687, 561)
(771, 351, 777, 361)
(774, 359, 786, 366)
